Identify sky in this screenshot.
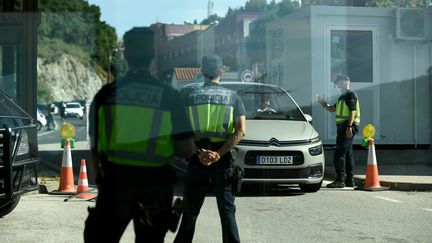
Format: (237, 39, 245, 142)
(87, 0, 252, 37)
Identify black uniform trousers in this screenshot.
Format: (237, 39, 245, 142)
(84, 164, 176, 243)
(333, 123, 358, 180)
(174, 153, 240, 243)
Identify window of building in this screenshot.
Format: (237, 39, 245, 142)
(331, 30, 373, 83)
(0, 45, 18, 100)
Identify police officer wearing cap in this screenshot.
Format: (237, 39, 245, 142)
(174, 55, 246, 243)
(317, 74, 361, 188)
(84, 27, 195, 242)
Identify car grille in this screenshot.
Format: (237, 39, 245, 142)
(244, 151, 304, 166)
(239, 139, 312, 147)
(244, 165, 323, 179)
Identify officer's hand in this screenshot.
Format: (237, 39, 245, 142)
(316, 95, 325, 106)
(197, 149, 212, 165)
(199, 150, 220, 166)
(346, 127, 353, 138)
(197, 149, 207, 164)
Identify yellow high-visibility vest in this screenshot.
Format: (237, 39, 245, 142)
(335, 96, 361, 125)
(97, 104, 174, 167)
(188, 103, 234, 142)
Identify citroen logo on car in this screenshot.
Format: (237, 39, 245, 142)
(269, 137, 280, 146)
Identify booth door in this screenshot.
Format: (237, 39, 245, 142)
(325, 26, 380, 143)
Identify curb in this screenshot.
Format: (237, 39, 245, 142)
(324, 168, 432, 192)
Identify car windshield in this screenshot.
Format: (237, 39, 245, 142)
(66, 104, 80, 109)
(222, 84, 305, 121)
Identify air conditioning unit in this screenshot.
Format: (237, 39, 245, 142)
(395, 8, 427, 41)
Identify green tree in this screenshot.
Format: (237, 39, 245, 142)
(38, 0, 117, 77)
(246, 0, 301, 64)
(245, 0, 268, 12)
(277, 0, 300, 17)
(246, 12, 278, 64)
(301, 0, 353, 6)
(368, 0, 432, 7)
(200, 14, 223, 25)
(37, 82, 53, 103)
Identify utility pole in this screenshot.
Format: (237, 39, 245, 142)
(208, 0, 214, 17)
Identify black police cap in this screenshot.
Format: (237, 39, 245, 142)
(201, 55, 223, 78)
(333, 74, 350, 84)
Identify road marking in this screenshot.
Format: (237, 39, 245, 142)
(423, 208, 432, 212)
(373, 196, 402, 203)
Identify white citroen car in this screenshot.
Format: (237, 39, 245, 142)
(182, 82, 325, 193)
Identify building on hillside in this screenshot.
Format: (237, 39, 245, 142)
(155, 12, 261, 83)
(214, 12, 261, 72)
(150, 23, 209, 81)
(266, 6, 432, 146)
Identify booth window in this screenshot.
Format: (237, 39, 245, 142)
(331, 30, 373, 83)
(0, 45, 18, 100)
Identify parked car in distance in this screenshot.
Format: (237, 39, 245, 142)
(36, 108, 47, 131)
(181, 82, 325, 193)
(37, 103, 58, 116)
(64, 102, 84, 119)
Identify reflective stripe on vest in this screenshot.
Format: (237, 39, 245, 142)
(188, 104, 234, 142)
(335, 99, 361, 124)
(97, 104, 174, 167)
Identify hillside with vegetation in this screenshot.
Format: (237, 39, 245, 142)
(37, 0, 118, 102)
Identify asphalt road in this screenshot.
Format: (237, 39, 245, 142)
(7, 117, 432, 242)
(1, 183, 431, 243)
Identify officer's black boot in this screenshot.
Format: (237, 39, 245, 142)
(326, 175, 345, 188)
(345, 175, 355, 187)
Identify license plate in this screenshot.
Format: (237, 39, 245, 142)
(256, 156, 293, 165)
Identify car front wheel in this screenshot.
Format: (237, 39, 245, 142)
(36, 121, 43, 131)
(299, 180, 322, 193)
(0, 195, 21, 217)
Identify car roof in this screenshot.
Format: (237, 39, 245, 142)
(183, 81, 285, 91)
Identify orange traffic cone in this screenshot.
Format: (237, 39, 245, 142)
(75, 159, 95, 199)
(357, 139, 388, 191)
(50, 139, 76, 195)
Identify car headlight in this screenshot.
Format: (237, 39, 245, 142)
(308, 145, 323, 156)
(310, 136, 321, 144)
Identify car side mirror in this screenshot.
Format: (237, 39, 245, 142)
(304, 114, 312, 123)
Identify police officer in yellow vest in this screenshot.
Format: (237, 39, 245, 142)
(84, 27, 195, 242)
(317, 74, 360, 188)
(174, 55, 246, 243)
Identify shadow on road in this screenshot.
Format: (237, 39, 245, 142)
(239, 184, 306, 197)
